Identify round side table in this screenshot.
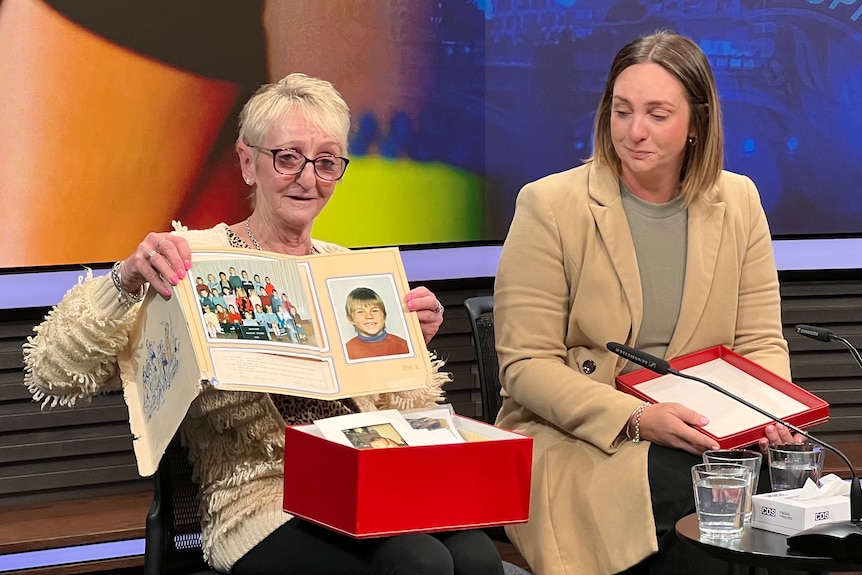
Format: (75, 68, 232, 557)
(675, 513, 862, 574)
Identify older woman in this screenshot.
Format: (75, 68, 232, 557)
(24, 74, 503, 575)
(494, 32, 801, 575)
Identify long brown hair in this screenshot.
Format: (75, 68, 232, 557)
(589, 31, 723, 204)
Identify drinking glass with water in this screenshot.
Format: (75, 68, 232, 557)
(691, 463, 752, 539)
(703, 449, 761, 523)
(767, 442, 824, 491)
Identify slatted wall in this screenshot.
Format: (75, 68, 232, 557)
(780, 273, 862, 442)
(1, 273, 860, 507)
(425, 278, 497, 417)
(0, 308, 149, 508)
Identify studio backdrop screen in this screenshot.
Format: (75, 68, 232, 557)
(0, 0, 860, 270)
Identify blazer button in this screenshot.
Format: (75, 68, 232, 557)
(582, 359, 596, 374)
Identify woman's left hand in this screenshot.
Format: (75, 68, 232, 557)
(405, 286, 444, 344)
(757, 422, 805, 455)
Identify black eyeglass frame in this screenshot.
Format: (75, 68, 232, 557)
(247, 145, 350, 181)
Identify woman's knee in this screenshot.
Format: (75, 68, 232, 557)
(439, 530, 504, 575)
(373, 533, 453, 575)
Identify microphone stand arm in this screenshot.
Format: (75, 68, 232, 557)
(669, 368, 862, 523)
(830, 334, 862, 371)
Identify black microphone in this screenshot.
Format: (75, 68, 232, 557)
(795, 324, 862, 372)
(606, 341, 862, 560)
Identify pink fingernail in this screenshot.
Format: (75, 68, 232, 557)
(163, 288, 172, 297)
(170, 275, 179, 284)
(177, 269, 186, 280)
(407, 300, 416, 310)
(184, 260, 192, 270)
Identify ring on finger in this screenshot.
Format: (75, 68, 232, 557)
(146, 249, 158, 261)
(434, 303, 444, 314)
(156, 238, 166, 250)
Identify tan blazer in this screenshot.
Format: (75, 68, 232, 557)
(494, 162, 790, 575)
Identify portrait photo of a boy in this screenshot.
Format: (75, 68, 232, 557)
(343, 287, 409, 360)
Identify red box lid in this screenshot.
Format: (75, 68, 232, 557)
(283, 415, 533, 538)
(615, 345, 829, 449)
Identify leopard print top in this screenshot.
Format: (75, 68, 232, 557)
(226, 227, 356, 422)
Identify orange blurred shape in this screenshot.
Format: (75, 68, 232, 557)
(176, 146, 250, 231)
(0, 0, 240, 268)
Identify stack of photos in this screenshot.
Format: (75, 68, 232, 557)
(314, 407, 465, 449)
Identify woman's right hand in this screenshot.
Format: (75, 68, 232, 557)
(635, 402, 719, 456)
(120, 232, 192, 298)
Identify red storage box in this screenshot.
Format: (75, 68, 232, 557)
(615, 345, 829, 449)
(283, 415, 532, 538)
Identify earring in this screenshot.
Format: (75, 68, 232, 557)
(687, 136, 696, 145)
(244, 177, 251, 185)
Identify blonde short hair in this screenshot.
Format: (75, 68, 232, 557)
(345, 287, 386, 318)
(237, 73, 350, 154)
(589, 31, 723, 204)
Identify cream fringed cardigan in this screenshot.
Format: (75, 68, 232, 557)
(22, 223, 450, 573)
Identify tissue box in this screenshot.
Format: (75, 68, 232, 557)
(752, 489, 850, 535)
(283, 415, 533, 538)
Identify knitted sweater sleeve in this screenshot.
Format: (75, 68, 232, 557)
(22, 222, 230, 409)
(351, 352, 451, 412)
(23, 272, 139, 408)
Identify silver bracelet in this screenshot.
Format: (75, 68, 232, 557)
(111, 260, 145, 305)
(626, 402, 650, 444)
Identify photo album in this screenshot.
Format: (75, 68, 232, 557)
(118, 246, 432, 475)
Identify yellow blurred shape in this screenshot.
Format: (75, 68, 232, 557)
(313, 156, 484, 248)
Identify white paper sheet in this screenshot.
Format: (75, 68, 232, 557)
(635, 359, 808, 438)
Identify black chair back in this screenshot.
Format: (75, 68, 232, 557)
(464, 295, 502, 424)
(144, 434, 223, 575)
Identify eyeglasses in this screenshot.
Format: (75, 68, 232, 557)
(248, 145, 349, 181)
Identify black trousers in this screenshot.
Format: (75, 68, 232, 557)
(231, 519, 504, 575)
(633, 444, 734, 574)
